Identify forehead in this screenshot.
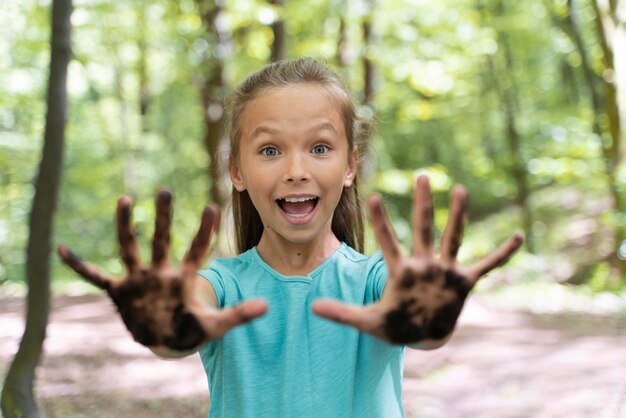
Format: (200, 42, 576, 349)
(240, 84, 346, 137)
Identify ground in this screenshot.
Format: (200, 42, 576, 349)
(1, 290, 626, 418)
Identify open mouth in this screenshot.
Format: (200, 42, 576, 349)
(276, 196, 319, 218)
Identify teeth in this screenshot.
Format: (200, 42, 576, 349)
(283, 196, 316, 203)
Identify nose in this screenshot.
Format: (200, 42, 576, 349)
(283, 153, 310, 183)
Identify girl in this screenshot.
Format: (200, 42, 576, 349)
(58, 57, 523, 417)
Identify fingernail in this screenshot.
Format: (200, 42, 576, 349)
(66, 248, 83, 264)
(158, 189, 172, 204)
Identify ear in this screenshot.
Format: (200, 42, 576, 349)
(229, 158, 246, 192)
(344, 147, 359, 187)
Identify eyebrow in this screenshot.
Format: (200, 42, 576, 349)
(250, 126, 277, 139)
(250, 122, 339, 139)
(311, 122, 339, 134)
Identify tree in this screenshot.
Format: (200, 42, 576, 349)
(361, 0, 376, 106)
(1, 0, 72, 416)
(335, 10, 349, 73)
(489, 0, 534, 252)
(196, 0, 230, 210)
(136, 0, 151, 133)
(545, 0, 626, 275)
(585, 0, 625, 276)
(268, 0, 286, 62)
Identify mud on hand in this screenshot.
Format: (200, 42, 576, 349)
(58, 190, 220, 351)
(313, 175, 524, 346)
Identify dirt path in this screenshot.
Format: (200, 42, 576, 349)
(2, 293, 625, 417)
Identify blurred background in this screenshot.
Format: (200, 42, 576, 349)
(1, 0, 626, 417)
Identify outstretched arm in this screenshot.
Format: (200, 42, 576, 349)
(58, 190, 267, 357)
(313, 175, 523, 348)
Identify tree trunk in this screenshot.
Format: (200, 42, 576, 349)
(269, 0, 286, 62)
(548, 0, 626, 274)
(362, 8, 375, 106)
(331, 0, 351, 82)
(336, 15, 348, 68)
(196, 0, 230, 211)
(589, 0, 626, 275)
(116, 61, 137, 194)
(357, 1, 377, 182)
(136, 0, 151, 132)
(499, 37, 533, 252)
(1, 0, 72, 416)
(487, 0, 533, 252)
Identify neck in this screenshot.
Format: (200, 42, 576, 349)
(256, 231, 341, 276)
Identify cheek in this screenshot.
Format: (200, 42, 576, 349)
(321, 162, 352, 189)
(235, 157, 267, 190)
(245, 177, 274, 205)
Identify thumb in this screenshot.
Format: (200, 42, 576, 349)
(313, 299, 382, 335)
(197, 299, 268, 339)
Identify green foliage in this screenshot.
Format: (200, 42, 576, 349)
(1, 0, 624, 291)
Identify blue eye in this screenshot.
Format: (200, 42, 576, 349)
(312, 144, 330, 155)
(260, 146, 280, 157)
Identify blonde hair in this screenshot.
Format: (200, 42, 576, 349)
(227, 57, 373, 254)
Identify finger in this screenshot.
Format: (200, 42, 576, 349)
(57, 245, 114, 290)
(469, 232, 524, 282)
(198, 299, 268, 338)
(312, 299, 383, 337)
(116, 196, 142, 273)
(440, 185, 468, 263)
(151, 189, 173, 268)
(412, 175, 434, 257)
(183, 205, 220, 274)
(367, 195, 402, 267)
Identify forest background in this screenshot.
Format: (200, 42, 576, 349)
(3, 0, 626, 298)
(1, 0, 626, 416)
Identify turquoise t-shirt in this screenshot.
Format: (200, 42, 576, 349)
(197, 243, 405, 418)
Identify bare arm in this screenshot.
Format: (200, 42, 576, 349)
(58, 190, 267, 358)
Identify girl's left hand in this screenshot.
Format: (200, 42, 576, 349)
(313, 175, 524, 346)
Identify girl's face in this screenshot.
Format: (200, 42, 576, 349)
(230, 84, 358, 247)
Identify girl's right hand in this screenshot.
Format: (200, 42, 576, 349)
(57, 190, 267, 355)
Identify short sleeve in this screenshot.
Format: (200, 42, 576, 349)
(197, 263, 226, 308)
(365, 251, 389, 303)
